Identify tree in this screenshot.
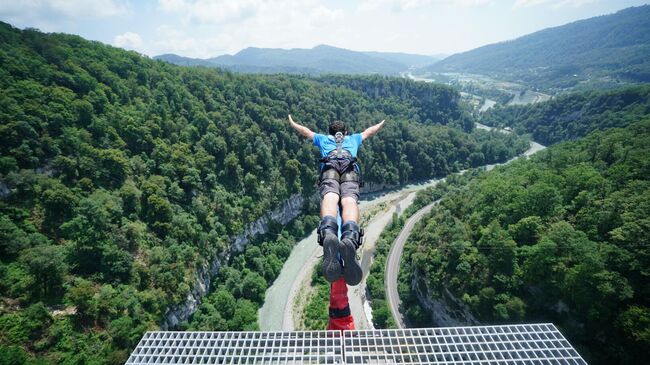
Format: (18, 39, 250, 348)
(0, 345, 27, 365)
(228, 299, 259, 330)
(20, 244, 67, 299)
(0, 214, 30, 259)
(509, 216, 543, 245)
(617, 306, 650, 346)
(211, 289, 236, 319)
(241, 271, 267, 304)
(40, 182, 78, 235)
(477, 221, 517, 278)
(65, 278, 97, 323)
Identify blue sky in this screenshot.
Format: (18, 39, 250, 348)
(0, 0, 647, 58)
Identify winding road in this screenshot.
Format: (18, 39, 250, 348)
(385, 200, 438, 328)
(259, 182, 437, 330)
(384, 138, 546, 328)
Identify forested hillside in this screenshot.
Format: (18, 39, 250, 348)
(0, 22, 526, 363)
(426, 5, 650, 91)
(480, 85, 650, 145)
(401, 120, 650, 364)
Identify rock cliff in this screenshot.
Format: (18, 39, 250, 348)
(161, 193, 313, 329)
(412, 269, 480, 327)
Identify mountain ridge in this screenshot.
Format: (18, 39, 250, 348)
(154, 44, 440, 75)
(423, 5, 650, 91)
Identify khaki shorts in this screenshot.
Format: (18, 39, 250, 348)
(319, 178, 360, 203)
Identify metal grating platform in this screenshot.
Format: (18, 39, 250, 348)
(343, 324, 586, 364)
(127, 331, 342, 364)
(126, 324, 587, 364)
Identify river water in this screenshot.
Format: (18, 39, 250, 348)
(258, 181, 444, 330)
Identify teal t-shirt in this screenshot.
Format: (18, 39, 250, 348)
(313, 133, 363, 158)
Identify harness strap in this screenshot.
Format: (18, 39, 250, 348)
(335, 132, 344, 159)
(317, 134, 364, 186)
(319, 168, 360, 183)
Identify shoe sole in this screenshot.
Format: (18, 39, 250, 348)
(321, 233, 342, 282)
(341, 239, 362, 286)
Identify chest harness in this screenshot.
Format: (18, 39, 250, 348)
(318, 132, 364, 187)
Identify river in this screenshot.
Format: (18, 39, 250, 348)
(258, 180, 443, 330)
(405, 72, 551, 112)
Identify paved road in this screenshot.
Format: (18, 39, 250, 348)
(275, 187, 419, 330)
(347, 190, 417, 329)
(385, 201, 438, 328)
(384, 140, 546, 328)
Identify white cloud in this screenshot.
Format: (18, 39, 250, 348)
(158, 0, 264, 25)
(307, 5, 344, 26)
(148, 25, 217, 57)
(359, 0, 491, 12)
(148, 0, 347, 57)
(158, 0, 188, 12)
(113, 32, 143, 52)
(513, 0, 597, 8)
(157, 0, 344, 26)
(0, 0, 129, 20)
(453, 0, 491, 6)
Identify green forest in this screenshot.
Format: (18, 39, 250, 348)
(400, 118, 650, 364)
(0, 22, 528, 364)
(481, 84, 650, 145)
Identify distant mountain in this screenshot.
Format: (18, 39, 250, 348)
(424, 5, 650, 91)
(360, 50, 439, 68)
(154, 53, 213, 67)
(154, 45, 439, 75)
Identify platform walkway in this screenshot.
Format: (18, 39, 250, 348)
(126, 323, 587, 364)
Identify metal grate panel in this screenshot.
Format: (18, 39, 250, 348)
(126, 324, 587, 364)
(126, 330, 343, 364)
(344, 324, 587, 364)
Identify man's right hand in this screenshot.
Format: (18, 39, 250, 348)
(288, 114, 315, 139)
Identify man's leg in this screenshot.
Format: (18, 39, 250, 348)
(319, 180, 343, 282)
(340, 196, 359, 223)
(320, 192, 340, 218)
(339, 184, 363, 286)
(323, 187, 358, 330)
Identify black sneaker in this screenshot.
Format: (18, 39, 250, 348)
(340, 238, 362, 286)
(321, 232, 343, 282)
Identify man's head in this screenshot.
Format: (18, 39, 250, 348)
(328, 120, 347, 136)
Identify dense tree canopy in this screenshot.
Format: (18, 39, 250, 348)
(402, 119, 650, 364)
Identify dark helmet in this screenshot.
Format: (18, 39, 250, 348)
(328, 120, 347, 136)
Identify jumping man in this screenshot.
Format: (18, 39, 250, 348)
(288, 115, 386, 286)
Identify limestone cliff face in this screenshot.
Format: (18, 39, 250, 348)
(361, 181, 399, 195)
(161, 258, 222, 330)
(231, 193, 315, 253)
(161, 193, 313, 329)
(412, 269, 480, 327)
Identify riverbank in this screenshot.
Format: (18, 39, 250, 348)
(259, 179, 445, 330)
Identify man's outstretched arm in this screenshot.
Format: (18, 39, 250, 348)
(288, 114, 315, 139)
(361, 120, 386, 140)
